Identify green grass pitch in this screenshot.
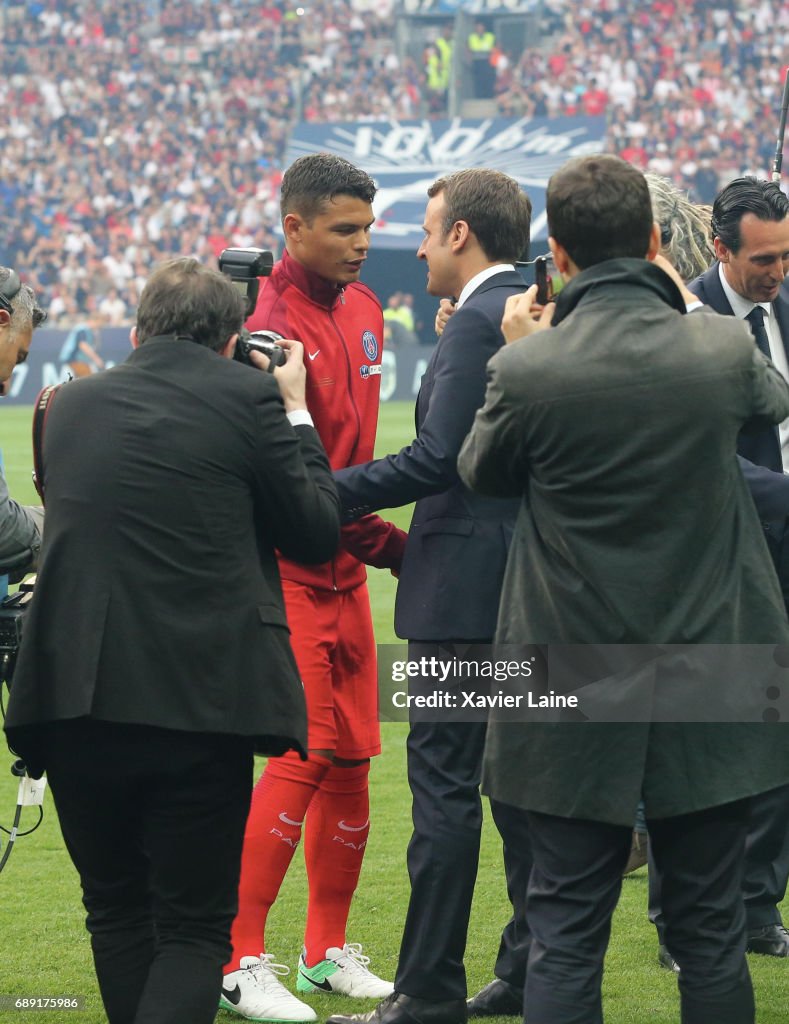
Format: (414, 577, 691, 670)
(1, 401, 788, 1021)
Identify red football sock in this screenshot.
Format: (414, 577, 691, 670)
(303, 762, 371, 965)
(227, 752, 332, 971)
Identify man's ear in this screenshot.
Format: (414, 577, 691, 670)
(646, 221, 661, 261)
(548, 236, 570, 276)
(449, 220, 470, 253)
(283, 212, 305, 245)
(129, 325, 139, 349)
(0, 309, 11, 330)
(220, 333, 238, 360)
(713, 237, 729, 263)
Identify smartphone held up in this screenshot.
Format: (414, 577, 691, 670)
(534, 255, 563, 305)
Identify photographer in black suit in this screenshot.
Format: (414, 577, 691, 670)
(0, 267, 45, 575)
(4, 258, 340, 1024)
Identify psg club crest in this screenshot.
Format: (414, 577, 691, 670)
(361, 331, 378, 362)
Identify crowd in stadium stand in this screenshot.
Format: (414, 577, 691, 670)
(0, 0, 787, 323)
(495, 0, 789, 205)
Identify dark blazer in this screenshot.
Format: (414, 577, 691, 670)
(5, 337, 340, 773)
(689, 265, 789, 603)
(335, 270, 524, 641)
(459, 260, 789, 825)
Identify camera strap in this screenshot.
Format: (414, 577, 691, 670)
(31, 382, 68, 503)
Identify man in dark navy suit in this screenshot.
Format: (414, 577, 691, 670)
(689, 178, 789, 486)
(327, 169, 534, 1024)
(681, 177, 789, 959)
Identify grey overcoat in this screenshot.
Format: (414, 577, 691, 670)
(458, 259, 789, 826)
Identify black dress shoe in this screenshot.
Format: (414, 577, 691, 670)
(467, 979, 522, 1017)
(327, 993, 468, 1024)
(657, 944, 680, 974)
(746, 924, 789, 957)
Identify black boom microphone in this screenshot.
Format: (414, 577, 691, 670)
(772, 67, 789, 183)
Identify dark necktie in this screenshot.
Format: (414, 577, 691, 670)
(746, 305, 771, 359)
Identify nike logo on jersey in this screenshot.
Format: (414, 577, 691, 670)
(308, 350, 320, 360)
(337, 819, 369, 832)
(221, 983, 242, 1005)
(279, 812, 304, 827)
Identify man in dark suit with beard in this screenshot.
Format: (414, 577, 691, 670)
(4, 258, 340, 1024)
(328, 169, 534, 1024)
(685, 177, 789, 958)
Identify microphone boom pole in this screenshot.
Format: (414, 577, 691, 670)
(772, 67, 789, 183)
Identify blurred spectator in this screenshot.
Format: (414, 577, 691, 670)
(423, 44, 447, 114)
(436, 23, 454, 95)
(399, 292, 416, 333)
(382, 291, 418, 346)
(467, 21, 497, 99)
(97, 287, 128, 325)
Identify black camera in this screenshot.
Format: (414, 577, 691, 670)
(218, 247, 286, 370)
(0, 585, 34, 686)
(236, 329, 287, 369)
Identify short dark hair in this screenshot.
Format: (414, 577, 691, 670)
(710, 177, 789, 253)
(427, 169, 531, 262)
(546, 155, 653, 270)
(0, 267, 47, 330)
(281, 153, 377, 224)
(135, 258, 245, 351)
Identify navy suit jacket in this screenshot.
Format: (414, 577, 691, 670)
(689, 264, 789, 602)
(335, 270, 525, 641)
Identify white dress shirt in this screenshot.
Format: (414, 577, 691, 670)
(455, 264, 517, 309)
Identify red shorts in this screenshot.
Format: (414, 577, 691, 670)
(282, 579, 381, 759)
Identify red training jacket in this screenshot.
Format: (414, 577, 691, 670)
(247, 249, 405, 592)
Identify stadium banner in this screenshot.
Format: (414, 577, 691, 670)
(4, 329, 435, 405)
(285, 116, 607, 248)
(399, 0, 538, 11)
(3, 327, 131, 406)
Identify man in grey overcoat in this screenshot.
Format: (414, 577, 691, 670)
(457, 154, 789, 1024)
